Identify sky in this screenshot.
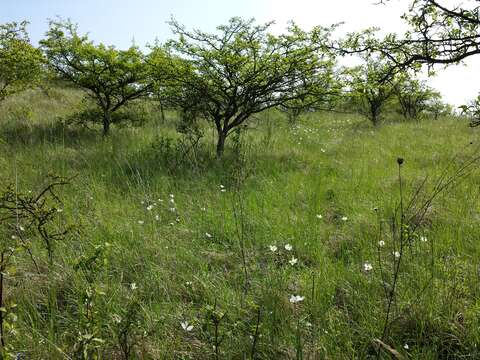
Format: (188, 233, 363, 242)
(2, 0, 479, 106)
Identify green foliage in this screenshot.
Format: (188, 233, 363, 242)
(394, 74, 442, 120)
(154, 17, 338, 156)
(1, 87, 480, 358)
(460, 94, 480, 126)
(40, 19, 153, 135)
(347, 56, 397, 125)
(0, 21, 44, 102)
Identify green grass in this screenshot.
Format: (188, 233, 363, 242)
(1, 88, 480, 359)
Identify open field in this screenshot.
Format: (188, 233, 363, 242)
(1, 89, 479, 358)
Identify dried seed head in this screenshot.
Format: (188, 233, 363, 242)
(397, 157, 404, 165)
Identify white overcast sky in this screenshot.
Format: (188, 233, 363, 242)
(2, 0, 479, 106)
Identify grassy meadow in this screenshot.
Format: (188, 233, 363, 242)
(1, 87, 480, 359)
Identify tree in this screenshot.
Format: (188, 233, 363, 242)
(394, 75, 441, 120)
(279, 71, 342, 123)
(460, 95, 480, 126)
(0, 21, 43, 102)
(347, 0, 480, 126)
(155, 17, 338, 157)
(375, 0, 480, 71)
(348, 56, 397, 126)
(40, 20, 153, 135)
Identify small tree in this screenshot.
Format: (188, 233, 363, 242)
(40, 20, 153, 135)
(0, 21, 43, 102)
(460, 95, 480, 126)
(394, 76, 441, 120)
(349, 57, 397, 126)
(156, 17, 338, 156)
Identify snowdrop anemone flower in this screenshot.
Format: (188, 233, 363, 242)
(378, 240, 385, 247)
(316, 214, 323, 219)
(130, 283, 138, 290)
(363, 262, 373, 272)
(155, 215, 160, 221)
(138, 220, 144, 225)
(284, 244, 293, 251)
(180, 321, 194, 332)
(200, 207, 206, 211)
(404, 344, 409, 350)
(205, 232, 212, 239)
(269, 245, 277, 252)
(289, 295, 305, 304)
(18, 225, 25, 232)
(146, 205, 154, 211)
(169, 194, 174, 199)
(169, 207, 176, 213)
(289, 257, 298, 266)
(420, 236, 427, 242)
(341, 216, 348, 221)
(393, 251, 401, 259)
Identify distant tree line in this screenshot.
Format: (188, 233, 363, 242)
(3, 0, 477, 155)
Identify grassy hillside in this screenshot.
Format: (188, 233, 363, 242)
(1, 88, 480, 359)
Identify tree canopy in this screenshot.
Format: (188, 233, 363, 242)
(0, 21, 44, 102)
(40, 19, 153, 135)
(154, 17, 339, 156)
(347, 56, 398, 125)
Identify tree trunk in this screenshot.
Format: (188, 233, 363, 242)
(102, 110, 111, 136)
(160, 101, 166, 123)
(216, 130, 227, 158)
(371, 109, 380, 126)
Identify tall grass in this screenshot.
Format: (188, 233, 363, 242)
(0, 88, 479, 358)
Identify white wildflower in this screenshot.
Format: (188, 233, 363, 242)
(316, 214, 323, 219)
(146, 205, 154, 211)
(130, 283, 138, 290)
(205, 232, 212, 239)
(393, 251, 401, 259)
(181, 321, 194, 332)
(341, 216, 348, 221)
(284, 244, 293, 251)
(378, 240, 385, 247)
(269, 245, 277, 252)
(363, 262, 373, 272)
(289, 257, 298, 266)
(289, 295, 305, 304)
(420, 236, 427, 242)
(137, 220, 144, 225)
